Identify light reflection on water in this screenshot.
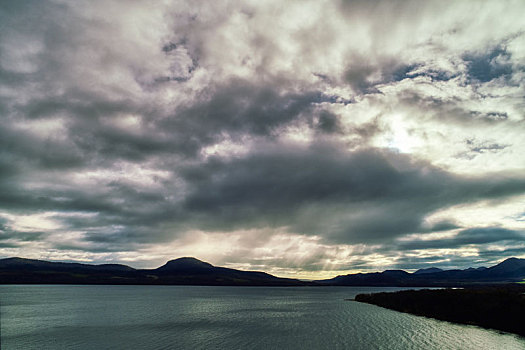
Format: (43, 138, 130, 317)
(0, 285, 523, 350)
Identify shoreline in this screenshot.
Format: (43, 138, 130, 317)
(354, 285, 525, 338)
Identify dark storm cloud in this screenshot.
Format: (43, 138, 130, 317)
(344, 56, 419, 94)
(0, 0, 524, 273)
(0, 76, 341, 250)
(344, 60, 378, 94)
(399, 227, 524, 250)
(349, 118, 384, 144)
(162, 80, 335, 156)
(0, 217, 45, 243)
(52, 243, 128, 253)
(8, 135, 519, 249)
(180, 143, 525, 244)
(3, 79, 331, 175)
(2, 91, 172, 166)
(422, 220, 461, 233)
(478, 247, 525, 261)
(0, 179, 122, 213)
(316, 111, 342, 134)
(0, 121, 85, 170)
(0, 230, 46, 243)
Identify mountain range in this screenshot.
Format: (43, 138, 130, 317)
(318, 257, 525, 286)
(0, 257, 305, 286)
(1, 256, 524, 286)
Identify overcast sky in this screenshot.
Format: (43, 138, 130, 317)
(1, 0, 524, 279)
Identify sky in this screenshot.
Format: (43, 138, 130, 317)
(0, 0, 524, 279)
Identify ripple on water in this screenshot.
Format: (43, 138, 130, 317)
(1, 285, 524, 350)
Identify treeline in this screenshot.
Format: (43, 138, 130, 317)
(355, 285, 525, 337)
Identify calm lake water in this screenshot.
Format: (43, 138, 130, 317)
(0, 285, 524, 349)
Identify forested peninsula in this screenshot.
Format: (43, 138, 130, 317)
(355, 285, 525, 337)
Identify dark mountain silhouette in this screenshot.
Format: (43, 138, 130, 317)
(413, 267, 443, 275)
(0, 257, 306, 286)
(0, 257, 136, 272)
(484, 257, 525, 278)
(319, 257, 525, 286)
(1, 256, 524, 286)
(148, 257, 303, 285)
(155, 257, 214, 272)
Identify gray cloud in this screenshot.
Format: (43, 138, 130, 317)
(344, 56, 420, 94)
(0, 217, 45, 244)
(180, 143, 525, 243)
(399, 227, 524, 250)
(0, 0, 524, 274)
(316, 111, 342, 134)
(161, 80, 334, 156)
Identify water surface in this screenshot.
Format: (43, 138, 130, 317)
(1, 285, 523, 349)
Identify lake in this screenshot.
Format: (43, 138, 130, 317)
(1, 285, 524, 349)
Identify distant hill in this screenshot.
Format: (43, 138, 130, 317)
(0, 257, 307, 286)
(1, 256, 524, 286)
(318, 258, 525, 286)
(413, 267, 443, 275)
(0, 257, 136, 272)
(155, 257, 214, 272)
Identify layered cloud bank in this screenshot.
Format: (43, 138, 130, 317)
(1, 0, 524, 278)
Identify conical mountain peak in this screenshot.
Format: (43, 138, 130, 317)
(158, 257, 214, 271)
